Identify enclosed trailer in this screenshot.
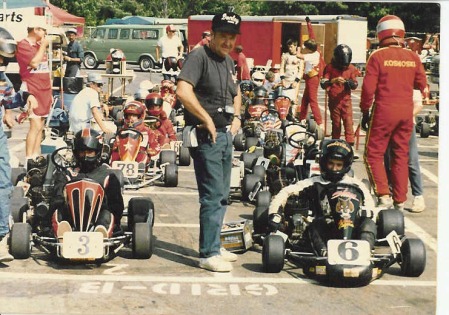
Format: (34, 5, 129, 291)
(188, 15, 367, 68)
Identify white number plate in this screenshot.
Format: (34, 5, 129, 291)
(255, 156, 270, 170)
(62, 232, 104, 259)
(327, 240, 371, 266)
(112, 161, 139, 178)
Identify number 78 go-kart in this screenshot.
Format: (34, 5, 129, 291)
(9, 147, 155, 263)
(261, 184, 427, 287)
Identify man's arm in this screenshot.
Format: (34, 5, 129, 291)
(29, 37, 49, 69)
(92, 107, 113, 134)
(230, 87, 242, 135)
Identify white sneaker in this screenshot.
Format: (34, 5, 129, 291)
(378, 195, 393, 208)
(394, 202, 405, 211)
(220, 247, 238, 262)
(411, 195, 425, 213)
(199, 255, 233, 272)
(0, 235, 14, 263)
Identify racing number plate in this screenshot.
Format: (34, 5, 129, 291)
(62, 232, 104, 259)
(112, 161, 139, 178)
(255, 156, 270, 170)
(327, 240, 371, 266)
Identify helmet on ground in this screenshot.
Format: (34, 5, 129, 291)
(123, 101, 146, 128)
(252, 71, 265, 87)
(164, 56, 178, 72)
(333, 44, 352, 69)
(145, 92, 164, 116)
(319, 139, 353, 182)
(376, 15, 405, 47)
(73, 128, 103, 172)
(0, 27, 16, 66)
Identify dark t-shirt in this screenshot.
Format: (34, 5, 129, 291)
(178, 45, 238, 128)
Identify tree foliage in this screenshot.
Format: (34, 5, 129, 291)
(49, 0, 440, 33)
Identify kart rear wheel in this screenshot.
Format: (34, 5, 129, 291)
(164, 164, 178, 187)
(178, 146, 191, 166)
(233, 133, 245, 151)
(241, 174, 260, 201)
(10, 186, 28, 223)
(262, 234, 285, 273)
(245, 136, 259, 151)
(420, 122, 430, 138)
(9, 223, 32, 259)
(132, 223, 154, 259)
(400, 238, 426, 277)
(160, 150, 177, 165)
(377, 209, 404, 238)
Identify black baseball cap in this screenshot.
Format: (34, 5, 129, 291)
(212, 12, 241, 34)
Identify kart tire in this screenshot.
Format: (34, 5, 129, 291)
(164, 164, 178, 187)
(262, 234, 285, 273)
(255, 190, 271, 209)
(160, 150, 177, 165)
(253, 206, 268, 235)
(233, 133, 245, 151)
(10, 186, 28, 223)
(132, 223, 154, 259)
(128, 197, 155, 230)
(245, 136, 259, 151)
(9, 223, 32, 259)
(420, 122, 430, 138)
(178, 146, 191, 166)
(241, 174, 260, 201)
(377, 209, 405, 238)
(252, 165, 266, 185)
(400, 238, 426, 277)
(241, 152, 257, 171)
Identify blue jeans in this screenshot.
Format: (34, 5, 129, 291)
(0, 122, 12, 237)
(408, 127, 423, 196)
(189, 130, 232, 258)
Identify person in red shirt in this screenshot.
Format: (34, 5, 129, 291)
(235, 45, 250, 82)
(360, 15, 428, 210)
(16, 24, 53, 161)
(145, 92, 177, 146)
(321, 44, 359, 147)
(192, 30, 211, 50)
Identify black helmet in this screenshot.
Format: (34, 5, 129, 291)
(164, 56, 178, 72)
(239, 80, 254, 94)
(333, 44, 352, 69)
(73, 128, 103, 172)
(319, 139, 353, 182)
(253, 86, 268, 98)
(0, 27, 16, 66)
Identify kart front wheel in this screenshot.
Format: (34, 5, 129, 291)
(241, 174, 260, 201)
(9, 223, 31, 259)
(132, 223, 154, 259)
(262, 234, 285, 273)
(178, 146, 191, 166)
(164, 164, 178, 187)
(160, 150, 177, 165)
(400, 238, 426, 277)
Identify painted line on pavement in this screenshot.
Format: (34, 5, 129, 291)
(405, 218, 438, 253)
(421, 166, 438, 184)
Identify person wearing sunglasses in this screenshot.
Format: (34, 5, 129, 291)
(69, 73, 114, 134)
(156, 24, 184, 80)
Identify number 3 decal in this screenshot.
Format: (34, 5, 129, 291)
(77, 235, 90, 255)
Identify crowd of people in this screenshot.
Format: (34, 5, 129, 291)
(0, 13, 431, 272)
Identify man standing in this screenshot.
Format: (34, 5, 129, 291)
(16, 23, 53, 161)
(192, 30, 211, 50)
(63, 28, 84, 77)
(176, 12, 242, 272)
(279, 39, 303, 107)
(69, 73, 114, 134)
(156, 25, 184, 80)
(360, 15, 428, 210)
(235, 45, 250, 82)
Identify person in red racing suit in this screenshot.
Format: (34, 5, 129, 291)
(145, 92, 177, 146)
(360, 15, 428, 209)
(321, 44, 360, 145)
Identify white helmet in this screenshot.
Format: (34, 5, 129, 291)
(252, 71, 265, 87)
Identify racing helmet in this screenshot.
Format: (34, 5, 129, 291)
(134, 88, 149, 102)
(0, 27, 17, 66)
(145, 92, 164, 116)
(164, 56, 178, 72)
(319, 139, 354, 182)
(376, 15, 405, 47)
(123, 101, 146, 128)
(252, 71, 265, 87)
(160, 80, 175, 94)
(333, 44, 352, 69)
(73, 128, 103, 173)
(240, 80, 254, 95)
(177, 57, 184, 70)
(252, 86, 268, 106)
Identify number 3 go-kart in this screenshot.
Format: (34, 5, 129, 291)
(9, 147, 155, 263)
(260, 184, 426, 287)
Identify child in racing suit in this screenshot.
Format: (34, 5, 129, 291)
(49, 128, 124, 238)
(145, 92, 177, 147)
(267, 139, 377, 256)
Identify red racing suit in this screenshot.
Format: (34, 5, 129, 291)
(322, 63, 359, 143)
(360, 45, 427, 203)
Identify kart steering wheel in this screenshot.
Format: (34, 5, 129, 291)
(51, 146, 77, 171)
(259, 108, 280, 121)
(287, 130, 317, 148)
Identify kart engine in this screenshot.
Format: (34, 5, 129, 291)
(283, 196, 314, 243)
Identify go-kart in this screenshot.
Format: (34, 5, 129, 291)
(109, 127, 179, 189)
(259, 183, 426, 287)
(416, 111, 439, 138)
(9, 147, 155, 262)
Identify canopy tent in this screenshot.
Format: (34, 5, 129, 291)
(47, 2, 85, 26)
(2, 0, 46, 9)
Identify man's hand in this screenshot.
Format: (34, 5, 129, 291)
(230, 116, 241, 135)
(3, 109, 15, 128)
(268, 213, 283, 232)
(305, 16, 311, 23)
(361, 112, 370, 131)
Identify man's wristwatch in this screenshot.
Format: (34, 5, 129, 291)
(233, 114, 242, 121)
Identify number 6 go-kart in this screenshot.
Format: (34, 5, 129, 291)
(261, 184, 426, 287)
(9, 147, 155, 263)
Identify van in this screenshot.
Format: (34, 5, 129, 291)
(81, 24, 188, 71)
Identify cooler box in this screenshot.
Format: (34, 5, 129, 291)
(220, 220, 253, 252)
